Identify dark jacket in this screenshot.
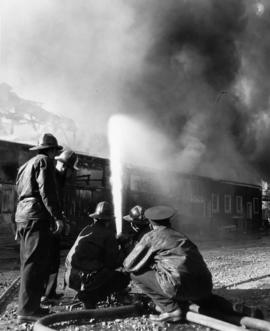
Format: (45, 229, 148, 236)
(65, 222, 124, 291)
(15, 154, 61, 223)
(124, 226, 212, 300)
(120, 222, 151, 256)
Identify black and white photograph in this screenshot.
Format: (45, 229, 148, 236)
(1, 0, 270, 330)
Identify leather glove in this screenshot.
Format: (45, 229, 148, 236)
(52, 219, 64, 235)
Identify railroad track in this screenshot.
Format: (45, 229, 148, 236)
(223, 273, 270, 289)
(0, 275, 20, 314)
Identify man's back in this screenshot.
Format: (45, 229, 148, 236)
(15, 154, 60, 222)
(66, 222, 123, 273)
(17, 154, 49, 198)
(124, 226, 212, 299)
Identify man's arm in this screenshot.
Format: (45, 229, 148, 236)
(123, 235, 153, 273)
(36, 157, 62, 220)
(104, 235, 125, 269)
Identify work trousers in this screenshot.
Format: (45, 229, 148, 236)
(44, 234, 61, 298)
(76, 270, 130, 309)
(17, 220, 51, 315)
(131, 270, 180, 313)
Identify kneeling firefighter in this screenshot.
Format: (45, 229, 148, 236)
(65, 201, 129, 308)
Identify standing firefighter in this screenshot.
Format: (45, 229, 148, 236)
(65, 201, 129, 309)
(42, 149, 79, 304)
(15, 133, 63, 323)
(124, 205, 213, 323)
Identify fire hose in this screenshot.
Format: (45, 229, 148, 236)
(33, 303, 270, 331)
(33, 305, 143, 331)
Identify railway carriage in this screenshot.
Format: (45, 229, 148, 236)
(122, 167, 262, 236)
(0, 140, 262, 249)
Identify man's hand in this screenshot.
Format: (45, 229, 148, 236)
(52, 219, 64, 235)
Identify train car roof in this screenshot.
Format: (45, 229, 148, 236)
(0, 139, 262, 189)
(125, 164, 262, 190)
(0, 139, 109, 164)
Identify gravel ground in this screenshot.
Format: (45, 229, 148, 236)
(200, 235, 270, 320)
(52, 316, 211, 331)
(1, 234, 270, 330)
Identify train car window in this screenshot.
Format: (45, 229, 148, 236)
(211, 193, 219, 213)
(236, 196, 243, 214)
(224, 194, 231, 214)
(253, 197, 260, 214)
(130, 174, 146, 192)
(1, 185, 15, 213)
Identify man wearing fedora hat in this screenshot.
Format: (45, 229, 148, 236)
(64, 201, 129, 309)
(15, 133, 64, 323)
(124, 205, 213, 323)
(42, 149, 79, 305)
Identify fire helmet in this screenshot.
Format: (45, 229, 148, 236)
(89, 201, 114, 221)
(55, 149, 79, 170)
(29, 133, 62, 151)
(123, 205, 148, 224)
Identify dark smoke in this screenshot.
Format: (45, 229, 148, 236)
(2, 0, 270, 182)
(122, 0, 270, 182)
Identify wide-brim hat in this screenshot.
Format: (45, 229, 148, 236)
(145, 205, 176, 223)
(29, 133, 62, 151)
(55, 150, 79, 170)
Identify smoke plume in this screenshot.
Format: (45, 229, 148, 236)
(1, 0, 270, 182)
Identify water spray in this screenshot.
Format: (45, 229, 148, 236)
(108, 115, 124, 236)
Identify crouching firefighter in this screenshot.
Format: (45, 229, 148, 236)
(65, 201, 130, 308)
(119, 205, 151, 256)
(124, 205, 213, 323)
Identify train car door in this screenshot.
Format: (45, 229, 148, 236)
(0, 183, 17, 249)
(247, 201, 252, 219)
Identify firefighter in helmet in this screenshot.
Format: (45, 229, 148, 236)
(55, 149, 79, 180)
(119, 205, 151, 256)
(42, 149, 79, 304)
(65, 201, 129, 309)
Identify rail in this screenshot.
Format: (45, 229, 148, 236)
(0, 276, 20, 314)
(223, 273, 270, 289)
